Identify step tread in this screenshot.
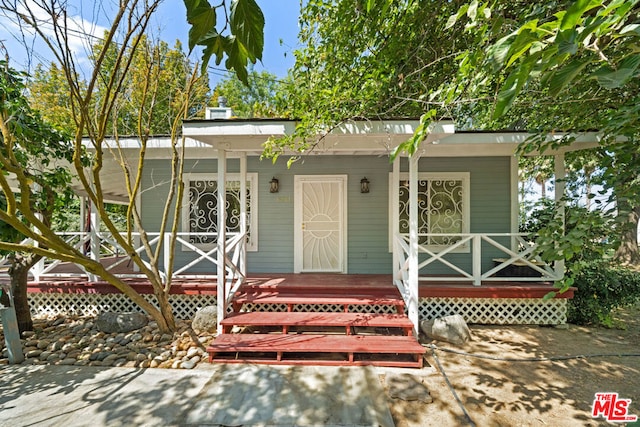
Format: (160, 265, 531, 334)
(233, 292, 405, 306)
(221, 311, 414, 328)
(207, 334, 426, 354)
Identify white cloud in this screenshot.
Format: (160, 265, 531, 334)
(0, 1, 108, 72)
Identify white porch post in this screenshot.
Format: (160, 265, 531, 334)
(32, 185, 44, 282)
(554, 153, 566, 279)
(87, 198, 100, 282)
(510, 154, 519, 251)
(216, 148, 227, 334)
(80, 196, 87, 237)
(408, 153, 420, 336)
(392, 156, 400, 277)
(239, 153, 247, 277)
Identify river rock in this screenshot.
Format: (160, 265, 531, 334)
(96, 312, 148, 333)
(181, 360, 196, 369)
(420, 314, 472, 346)
(191, 306, 217, 334)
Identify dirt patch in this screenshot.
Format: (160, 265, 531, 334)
(385, 302, 640, 426)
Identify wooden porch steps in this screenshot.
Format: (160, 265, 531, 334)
(207, 286, 426, 368)
(208, 334, 425, 368)
(221, 311, 414, 335)
(231, 291, 406, 313)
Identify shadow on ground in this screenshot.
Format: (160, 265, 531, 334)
(0, 363, 394, 426)
(387, 303, 640, 426)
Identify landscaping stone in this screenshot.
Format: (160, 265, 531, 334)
(191, 306, 217, 333)
(96, 312, 148, 333)
(181, 360, 196, 369)
(0, 315, 212, 370)
(420, 314, 472, 346)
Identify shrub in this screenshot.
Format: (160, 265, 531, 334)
(568, 262, 640, 326)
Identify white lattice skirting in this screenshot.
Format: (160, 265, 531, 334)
(28, 294, 567, 325)
(419, 297, 567, 325)
(28, 294, 216, 320)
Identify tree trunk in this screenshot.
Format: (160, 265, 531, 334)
(8, 260, 33, 333)
(81, 259, 178, 332)
(614, 204, 640, 265)
(155, 291, 177, 332)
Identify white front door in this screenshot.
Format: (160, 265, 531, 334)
(294, 175, 348, 273)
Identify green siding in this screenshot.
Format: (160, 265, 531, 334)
(140, 155, 512, 275)
(412, 156, 512, 274)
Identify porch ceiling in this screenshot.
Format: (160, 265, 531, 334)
(69, 120, 602, 204)
(181, 119, 458, 155)
(182, 119, 601, 157)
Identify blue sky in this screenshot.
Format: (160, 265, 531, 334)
(0, 0, 300, 85)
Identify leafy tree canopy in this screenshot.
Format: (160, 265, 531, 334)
(447, 0, 640, 264)
(276, 0, 639, 264)
(213, 69, 285, 118)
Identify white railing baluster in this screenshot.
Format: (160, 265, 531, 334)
(32, 231, 250, 284)
(473, 235, 482, 286)
(393, 232, 562, 293)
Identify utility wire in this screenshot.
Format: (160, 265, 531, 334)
(430, 347, 477, 427)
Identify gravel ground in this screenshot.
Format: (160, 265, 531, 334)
(1, 315, 213, 369)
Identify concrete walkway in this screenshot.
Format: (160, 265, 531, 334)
(0, 364, 396, 426)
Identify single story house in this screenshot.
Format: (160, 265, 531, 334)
(24, 105, 600, 343)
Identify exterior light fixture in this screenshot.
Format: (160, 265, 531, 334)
(269, 177, 279, 193)
(360, 177, 370, 193)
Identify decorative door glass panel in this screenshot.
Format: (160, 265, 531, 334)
(397, 174, 468, 248)
(183, 173, 257, 251)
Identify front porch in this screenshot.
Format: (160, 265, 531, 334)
(21, 271, 572, 326)
(18, 272, 572, 367)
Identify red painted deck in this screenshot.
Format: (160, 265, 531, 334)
(22, 273, 574, 299)
(11, 266, 572, 367)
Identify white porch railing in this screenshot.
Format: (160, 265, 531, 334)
(394, 232, 562, 300)
(25, 232, 247, 286)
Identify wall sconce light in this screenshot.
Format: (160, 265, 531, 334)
(360, 177, 370, 193)
(269, 177, 279, 193)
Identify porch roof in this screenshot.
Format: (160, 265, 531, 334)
(75, 119, 601, 203)
(181, 118, 601, 156)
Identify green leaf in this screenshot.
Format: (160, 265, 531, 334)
(445, 14, 458, 30)
(200, 33, 227, 74)
(547, 58, 590, 96)
(486, 34, 515, 71)
(366, 0, 375, 13)
(493, 62, 532, 118)
(620, 23, 640, 36)
(445, 4, 468, 30)
(392, 109, 436, 159)
(501, 22, 542, 68)
(560, 0, 598, 31)
(224, 36, 251, 84)
(467, 0, 478, 21)
(556, 29, 578, 56)
(592, 54, 640, 89)
(184, 0, 216, 52)
(230, 0, 265, 62)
